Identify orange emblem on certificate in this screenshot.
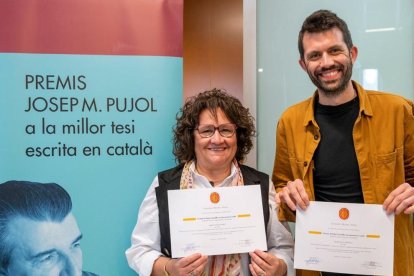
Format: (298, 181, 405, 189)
(339, 208, 350, 220)
(210, 192, 220, 204)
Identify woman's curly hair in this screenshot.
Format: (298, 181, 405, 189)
(173, 88, 256, 163)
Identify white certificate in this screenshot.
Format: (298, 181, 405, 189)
(294, 201, 394, 275)
(168, 185, 267, 258)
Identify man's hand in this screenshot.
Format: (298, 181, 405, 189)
(383, 183, 414, 215)
(276, 179, 310, 211)
(249, 250, 287, 276)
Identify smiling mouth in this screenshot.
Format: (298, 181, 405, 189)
(208, 147, 227, 151)
(318, 68, 342, 81)
(317, 64, 343, 79)
(321, 70, 338, 76)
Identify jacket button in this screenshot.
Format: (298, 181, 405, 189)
(304, 161, 308, 167)
(314, 135, 319, 140)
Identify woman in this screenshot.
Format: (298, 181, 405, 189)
(126, 89, 294, 276)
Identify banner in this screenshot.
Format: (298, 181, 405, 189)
(0, 1, 183, 275)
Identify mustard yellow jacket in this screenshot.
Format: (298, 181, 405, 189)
(272, 81, 414, 276)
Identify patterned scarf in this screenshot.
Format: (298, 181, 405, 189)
(179, 159, 245, 276)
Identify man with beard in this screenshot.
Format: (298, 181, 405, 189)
(272, 9, 414, 276)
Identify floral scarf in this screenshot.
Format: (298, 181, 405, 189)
(179, 159, 245, 276)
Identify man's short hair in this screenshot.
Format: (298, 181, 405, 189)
(0, 180, 72, 270)
(298, 9, 353, 60)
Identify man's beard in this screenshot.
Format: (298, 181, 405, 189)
(306, 58, 353, 98)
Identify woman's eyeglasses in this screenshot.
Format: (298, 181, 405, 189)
(195, 123, 237, 138)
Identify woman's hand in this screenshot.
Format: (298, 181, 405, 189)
(168, 253, 208, 276)
(249, 250, 287, 276)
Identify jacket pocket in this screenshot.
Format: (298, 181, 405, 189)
(375, 147, 403, 201)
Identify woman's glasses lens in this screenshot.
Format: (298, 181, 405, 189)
(196, 124, 236, 138)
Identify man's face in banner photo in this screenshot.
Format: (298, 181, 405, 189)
(5, 213, 83, 276)
(0, 181, 91, 276)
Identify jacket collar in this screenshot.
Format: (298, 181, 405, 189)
(303, 80, 373, 127)
(354, 80, 373, 117)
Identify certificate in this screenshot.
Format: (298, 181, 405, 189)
(168, 185, 267, 257)
(294, 201, 394, 275)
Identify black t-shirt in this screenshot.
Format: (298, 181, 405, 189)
(313, 96, 364, 203)
(314, 97, 367, 276)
